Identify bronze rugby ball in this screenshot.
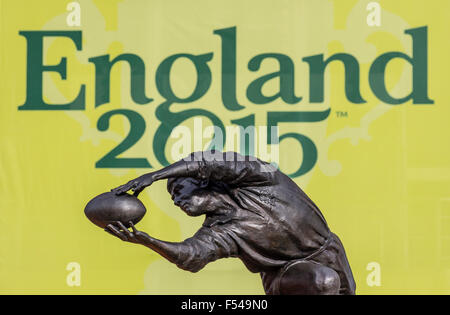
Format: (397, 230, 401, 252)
(84, 192, 146, 229)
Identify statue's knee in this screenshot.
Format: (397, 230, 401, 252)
(313, 267, 340, 294)
(279, 261, 340, 295)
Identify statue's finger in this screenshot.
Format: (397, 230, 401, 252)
(115, 183, 128, 190)
(114, 180, 136, 192)
(131, 181, 142, 191)
(116, 221, 133, 238)
(104, 228, 116, 237)
(133, 187, 143, 197)
(115, 185, 133, 195)
(129, 221, 137, 233)
(106, 224, 128, 241)
(112, 185, 126, 194)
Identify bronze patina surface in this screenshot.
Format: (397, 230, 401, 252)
(104, 150, 356, 295)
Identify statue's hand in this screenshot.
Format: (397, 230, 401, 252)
(105, 221, 151, 246)
(111, 173, 154, 196)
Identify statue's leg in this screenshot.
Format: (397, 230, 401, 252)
(278, 260, 341, 295)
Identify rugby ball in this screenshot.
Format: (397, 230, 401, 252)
(84, 192, 146, 229)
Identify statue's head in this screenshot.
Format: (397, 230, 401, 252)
(167, 177, 223, 216)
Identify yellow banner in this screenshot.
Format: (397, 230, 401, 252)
(0, 0, 449, 294)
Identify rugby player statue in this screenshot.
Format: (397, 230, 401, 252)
(106, 150, 356, 295)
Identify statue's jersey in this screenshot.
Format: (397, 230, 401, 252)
(174, 151, 355, 294)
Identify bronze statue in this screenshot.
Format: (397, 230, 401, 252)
(105, 150, 356, 295)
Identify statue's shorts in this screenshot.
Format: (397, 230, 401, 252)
(261, 232, 356, 295)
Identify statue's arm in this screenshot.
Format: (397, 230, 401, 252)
(182, 151, 277, 187)
(105, 221, 184, 263)
(112, 151, 277, 195)
(111, 159, 196, 196)
(106, 222, 238, 273)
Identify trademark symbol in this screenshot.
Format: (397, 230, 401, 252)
(336, 111, 348, 118)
